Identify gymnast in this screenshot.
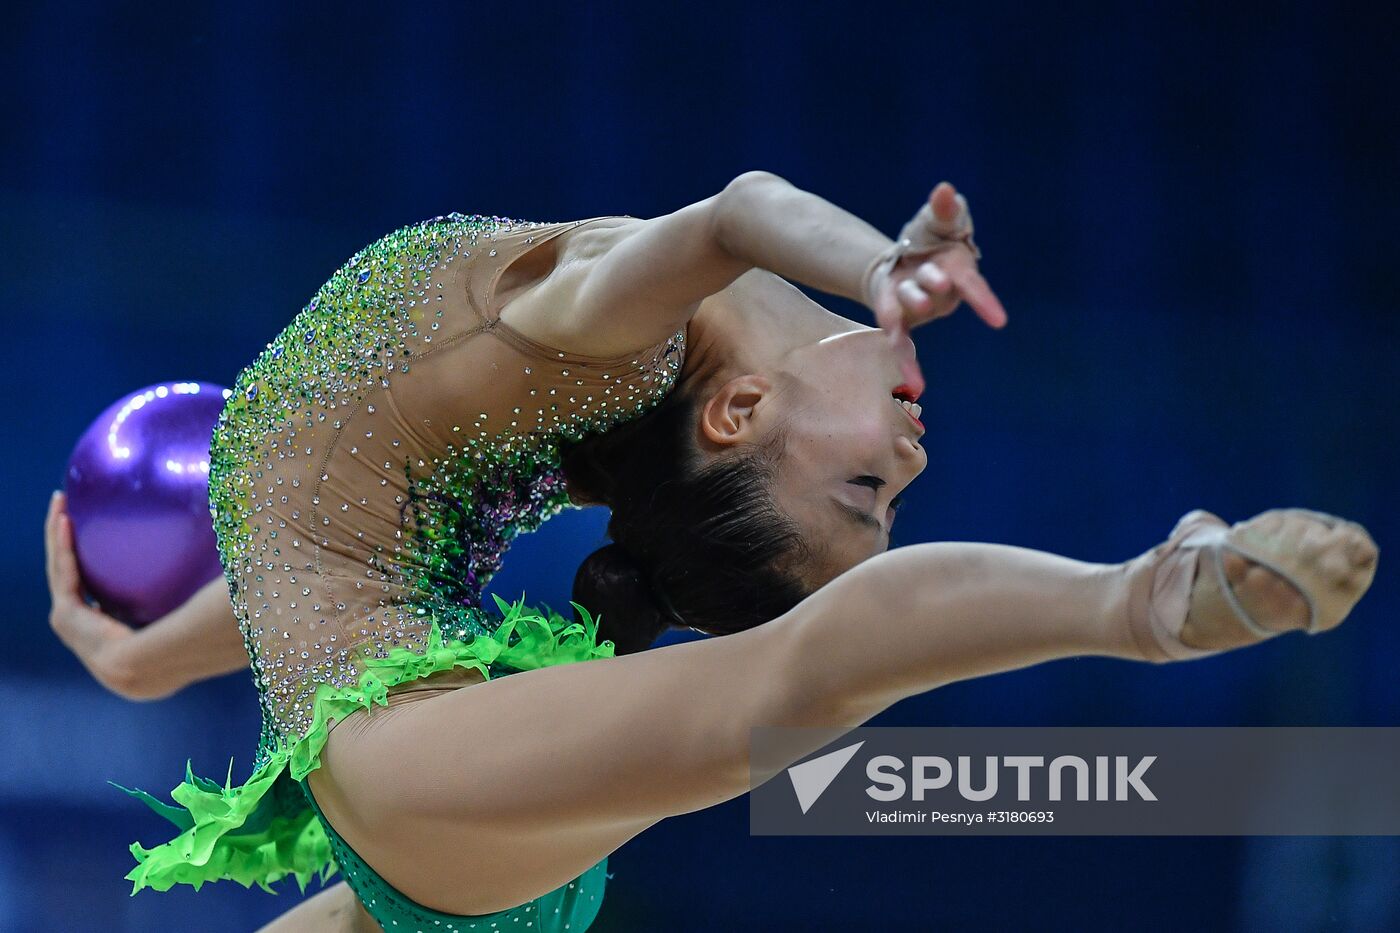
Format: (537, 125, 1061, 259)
(44, 173, 1378, 931)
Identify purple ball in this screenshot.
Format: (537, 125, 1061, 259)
(64, 381, 231, 627)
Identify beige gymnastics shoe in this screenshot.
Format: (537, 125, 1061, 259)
(1122, 507, 1378, 663)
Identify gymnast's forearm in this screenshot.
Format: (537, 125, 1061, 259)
(109, 576, 249, 699)
(714, 170, 893, 304)
(777, 543, 1140, 724)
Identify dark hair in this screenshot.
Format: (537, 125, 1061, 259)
(560, 383, 816, 655)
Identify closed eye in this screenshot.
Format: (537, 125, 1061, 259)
(850, 474, 905, 513)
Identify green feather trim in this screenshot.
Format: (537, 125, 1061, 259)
(115, 596, 614, 895)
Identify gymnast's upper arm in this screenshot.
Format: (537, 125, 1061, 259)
(512, 178, 758, 358)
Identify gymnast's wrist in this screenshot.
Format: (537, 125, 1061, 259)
(100, 625, 184, 701)
(859, 238, 902, 311)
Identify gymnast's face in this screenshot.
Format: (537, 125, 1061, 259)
(695, 327, 929, 586)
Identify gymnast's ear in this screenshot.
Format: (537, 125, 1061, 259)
(697, 374, 772, 448)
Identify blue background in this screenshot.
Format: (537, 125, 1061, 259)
(4, 1, 1397, 930)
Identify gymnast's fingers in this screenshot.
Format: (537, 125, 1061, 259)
(923, 182, 975, 245)
(914, 260, 952, 296)
(896, 278, 934, 318)
(934, 248, 1006, 329)
(45, 493, 79, 605)
(44, 493, 61, 592)
(872, 281, 907, 344)
(951, 263, 1007, 329)
(928, 182, 965, 232)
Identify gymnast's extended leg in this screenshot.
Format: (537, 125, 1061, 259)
(306, 508, 1376, 916)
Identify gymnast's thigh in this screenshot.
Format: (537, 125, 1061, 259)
(305, 613, 802, 915)
(304, 681, 644, 917)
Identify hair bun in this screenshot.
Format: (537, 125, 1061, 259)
(572, 542, 673, 654)
(559, 447, 615, 507)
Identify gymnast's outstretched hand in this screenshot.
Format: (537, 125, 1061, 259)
(864, 181, 1008, 394)
(44, 491, 248, 700)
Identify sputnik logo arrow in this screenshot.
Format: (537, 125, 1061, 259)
(787, 741, 865, 814)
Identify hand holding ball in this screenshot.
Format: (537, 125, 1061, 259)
(62, 381, 231, 626)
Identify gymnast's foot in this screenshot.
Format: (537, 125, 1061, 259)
(1121, 507, 1379, 662)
